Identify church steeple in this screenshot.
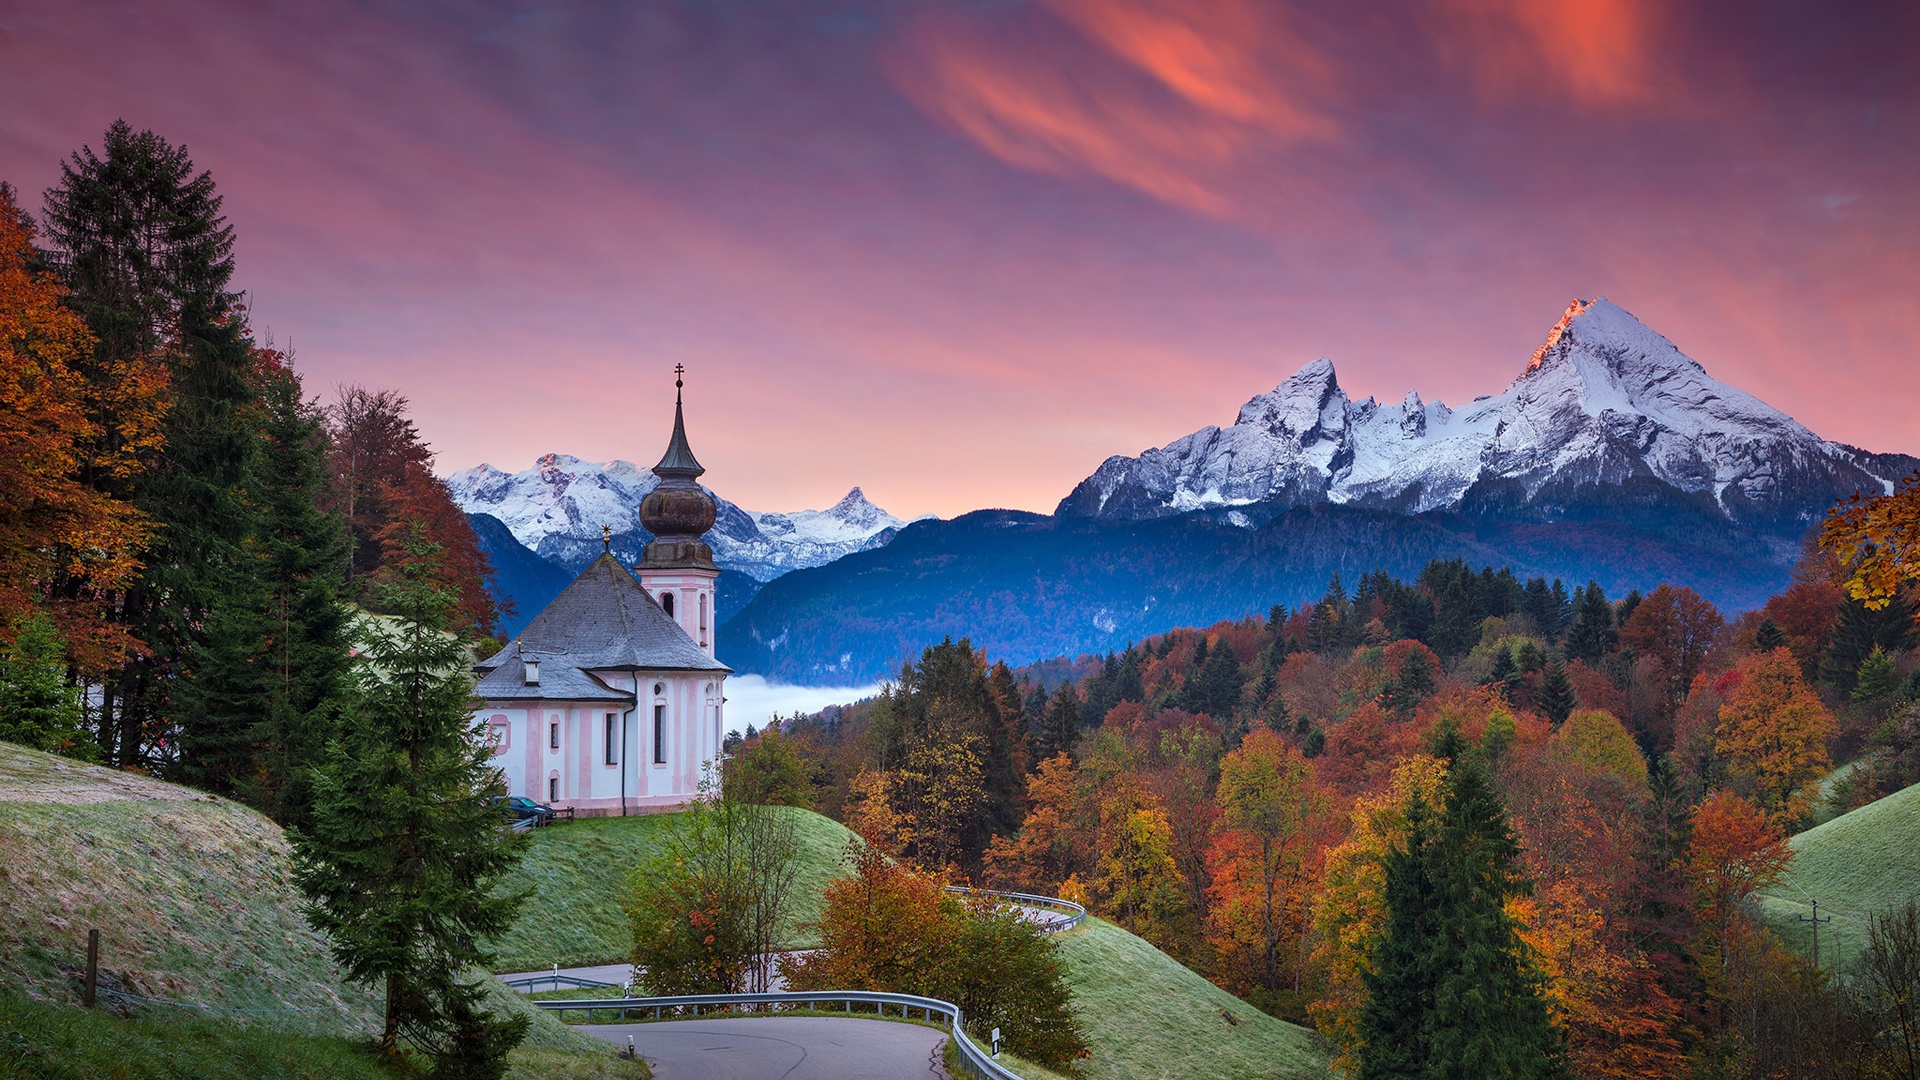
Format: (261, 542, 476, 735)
(653, 366, 705, 480)
(637, 368, 720, 657)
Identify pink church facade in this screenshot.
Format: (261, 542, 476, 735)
(469, 378, 730, 814)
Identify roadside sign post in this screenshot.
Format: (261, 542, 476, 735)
(992, 1027, 1001, 1058)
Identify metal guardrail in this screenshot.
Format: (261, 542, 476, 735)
(533, 887, 1085, 1078)
(532, 989, 1024, 1080)
(945, 885, 1087, 933)
(499, 973, 621, 994)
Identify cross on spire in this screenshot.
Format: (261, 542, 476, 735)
(675, 364, 685, 403)
(602, 523, 612, 552)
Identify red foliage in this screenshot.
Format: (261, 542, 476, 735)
(1315, 702, 1421, 795)
(1620, 584, 1726, 692)
(1566, 660, 1628, 721)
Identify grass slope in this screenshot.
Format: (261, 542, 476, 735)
(489, 807, 859, 972)
(1003, 918, 1329, 1080)
(0, 741, 640, 1079)
(1755, 780, 1920, 971)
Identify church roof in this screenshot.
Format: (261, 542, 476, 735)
(472, 642, 633, 702)
(652, 390, 704, 479)
(476, 551, 730, 677)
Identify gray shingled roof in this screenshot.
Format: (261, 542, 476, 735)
(473, 643, 633, 702)
(477, 551, 730, 674)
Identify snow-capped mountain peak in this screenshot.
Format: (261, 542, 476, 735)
(445, 457, 916, 581)
(1058, 298, 1908, 533)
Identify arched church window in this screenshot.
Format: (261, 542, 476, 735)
(661, 592, 675, 617)
(699, 593, 707, 640)
(653, 684, 667, 765)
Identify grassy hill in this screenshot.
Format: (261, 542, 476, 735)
(1001, 918, 1330, 1080)
(489, 806, 860, 972)
(0, 741, 641, 1079)
(1754, 780, 1920, 972)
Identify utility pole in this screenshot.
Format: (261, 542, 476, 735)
(1799, 898, 1834, 969)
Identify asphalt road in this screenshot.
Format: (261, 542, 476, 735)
(580, 1016, 950, 1080)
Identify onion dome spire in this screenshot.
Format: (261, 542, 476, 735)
(653, 365, 705, 480)
(638, 365, 717, 570)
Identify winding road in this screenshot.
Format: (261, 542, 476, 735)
(577, 1016, 949, 1080)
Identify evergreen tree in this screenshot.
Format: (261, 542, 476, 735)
(1114, 646, 1145, 703)
(43, 121, 261, 769)
(1385, 650, 1436, 714)
(1522, 578, 1555, 636)
(0, 614, 95, 759)
(1536, 661, 1575, 727)
(1485, 647, 1517, 699)
(1615, 589, 1643, 630)
(1753, 617, 1787, 654)
(1039, 683, 1081, 762)
(1853, 646, 1900, 704)
(1821, 593, 1920, 694)
(1564, 582, 1616, 664)
(290, 529, 528, 1070)
(1184, 640, 1245, 720)
(1023, 683, 1049, 726)
(1429, 572, 1478, 659)
(245, 357, 351, 824)
(1357, 734, 1569, 1080)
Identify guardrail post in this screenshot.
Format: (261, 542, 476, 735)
(83, 930, 99, 1007)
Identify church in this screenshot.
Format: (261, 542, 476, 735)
(469, 375, 730, 814)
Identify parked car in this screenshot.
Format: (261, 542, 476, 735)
(493, 795, 554, 827)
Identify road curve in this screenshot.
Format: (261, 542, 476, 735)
(579, 1015, 949, 1080)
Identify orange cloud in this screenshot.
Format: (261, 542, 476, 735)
(884, 0, 1336, 217)
(1042, 0, 1334, 135)
(1440, 0, 1664, 106)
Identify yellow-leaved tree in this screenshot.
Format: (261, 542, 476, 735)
(1820, 470, 1920, 616)
(1309, 753, 1447, 1067)
(1715, 647, 1834, 828)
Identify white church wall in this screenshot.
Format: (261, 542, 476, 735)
(473, 668, 725, 815)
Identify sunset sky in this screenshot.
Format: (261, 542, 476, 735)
(4, 1, 1917, 519)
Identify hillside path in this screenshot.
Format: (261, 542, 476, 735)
(578, 1016, 949, 1080)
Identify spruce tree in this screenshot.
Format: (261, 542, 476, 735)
(1753, 618, 1787, 654)
(1536, 661, 1575, 727)
(290, 529, 528, 1071)
(43, 121, 262, 769)
(246, 359, 351, 824)
(0, 614, 95, 759)
(1564, 582, 1616, 664)
(1485, 647, 1517, 698)
(1185, 641, 1245, 720)
(1358, 734, 1569, 1080)
(1039, 683, 1081, 762)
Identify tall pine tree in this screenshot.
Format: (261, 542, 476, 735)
(43, 121, 261, 769)
(290, 529, 527, 1071)
(1358, 731, 1568, 1080)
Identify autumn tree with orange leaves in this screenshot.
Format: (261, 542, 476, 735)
(1715, 648, 1834, 828)
(0, 184, 149, 665)
(1822, 470, 1920, 618)
(1686, 791, 1793, 972)
(1205, 729, 1333, 1018)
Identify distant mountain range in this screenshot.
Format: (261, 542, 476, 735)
(447, 454, 916, 636)
(717, 299, 1917, 684)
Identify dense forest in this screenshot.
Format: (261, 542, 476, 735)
(735, 527, 1920, 1078)
(0, 123, 504, 806)
(1, 123, 529, 1071)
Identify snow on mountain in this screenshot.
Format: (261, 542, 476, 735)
(445, 454, 916, 581)
(1058, 298, 1910, 537)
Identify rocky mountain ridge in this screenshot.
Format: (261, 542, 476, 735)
(446, 454, 915, 581)
(1058, 299, 1909, 555)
